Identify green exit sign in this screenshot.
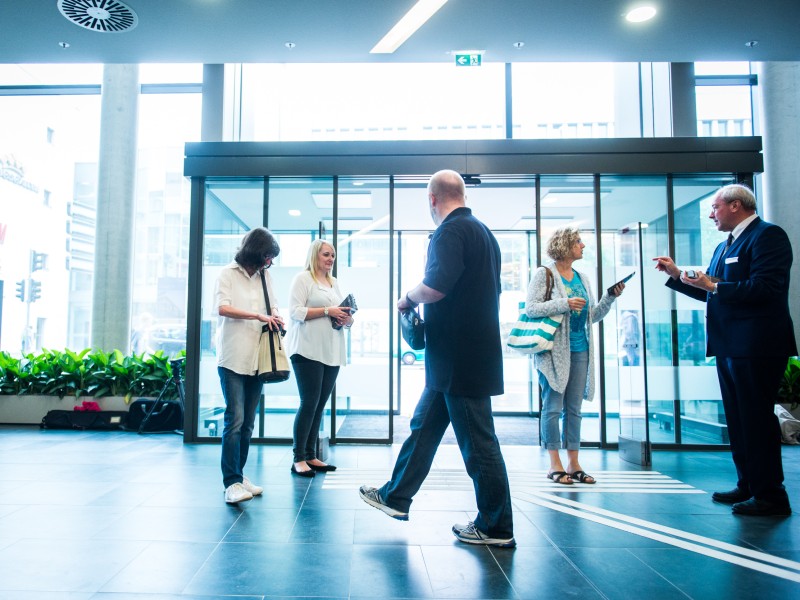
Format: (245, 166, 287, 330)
(455, 53, 482, 67)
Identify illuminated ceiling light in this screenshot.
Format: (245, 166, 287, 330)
(370, 0, 449, 54)
(625, 6, 657, 23)
(288, 209, 301, 217)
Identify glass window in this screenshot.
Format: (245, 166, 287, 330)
(239, 63, 506, 141)
(696, 86, 753, 136)
(512, 64, 616, 138)
(0, 93, 100, 355)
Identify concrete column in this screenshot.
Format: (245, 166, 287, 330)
(758, 62, 800, 347)
(201, 64, 224, 142)
(670, 63, 697, 137)
(91, 64, 139, 352)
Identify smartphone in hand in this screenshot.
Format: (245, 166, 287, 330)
(607, 271, 635, 296)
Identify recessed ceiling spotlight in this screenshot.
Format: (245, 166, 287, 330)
(285, 42, 296, 49)
(625, 6, 657, 23)
(59, 41, 71, 49)
(513, 41, 525, 49)
(288, 209, 301, 217)
(745, 40, 759, 48)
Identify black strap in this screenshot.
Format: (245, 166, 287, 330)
(259, 270, 273, 316)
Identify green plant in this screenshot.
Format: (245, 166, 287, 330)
(778, 356, 800, 410)
(0, 348, 184, 402)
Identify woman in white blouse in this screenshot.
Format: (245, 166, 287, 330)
(287, 240, 354, 477)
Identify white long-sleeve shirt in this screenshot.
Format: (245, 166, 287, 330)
(286, 271, 348, 367)
(215, 262, 280, 375)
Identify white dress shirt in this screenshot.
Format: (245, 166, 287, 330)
(215, 262, 280, 375)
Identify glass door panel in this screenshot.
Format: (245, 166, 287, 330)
(264, 177, 334, 440)
(197, 177, 267, 439)
(599, 176, 668, 448)
(539, 176, 599, 441)
(670, 176, 734, 444)
(333, 177, 392, 441)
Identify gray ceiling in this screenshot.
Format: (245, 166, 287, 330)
(1, 1, 798, 65)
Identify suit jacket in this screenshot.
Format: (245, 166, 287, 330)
(666, 217, 797, 358)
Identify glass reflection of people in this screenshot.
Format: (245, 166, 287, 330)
(528, 226, 624, 485)
(286, 240, 353, 477)
(619, 310, 640, 366)
(215, 227, 284, 504)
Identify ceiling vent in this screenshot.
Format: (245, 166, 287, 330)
(58, 0, 139, 33)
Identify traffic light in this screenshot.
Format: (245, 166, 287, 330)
(29, 280, 41, 302)
(30, 251, 47, 272)
(15, 280, 25, 302)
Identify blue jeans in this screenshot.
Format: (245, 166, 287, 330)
(540, 351, 589, 451)
(379, 387, 514, 539)
(291, 356, 339, 463)
(219, 367, 262, 488)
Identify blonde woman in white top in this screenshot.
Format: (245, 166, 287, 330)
(287, 240, 354, 476)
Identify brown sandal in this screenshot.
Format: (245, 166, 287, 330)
(546, 470, 574, 485)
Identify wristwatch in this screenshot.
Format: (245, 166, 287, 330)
(712, 283, 719, 295)
(324, 307, 329, 316)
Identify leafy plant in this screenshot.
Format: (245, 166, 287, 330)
(778, 356, 800, 410)
(0, 348, 184, 402)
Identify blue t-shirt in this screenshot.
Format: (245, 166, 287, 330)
(422, 207, 504, 397)
(561, 272, 589, 352)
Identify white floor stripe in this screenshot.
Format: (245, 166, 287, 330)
(324, 469, 701, 493)
(514, 491, 800, 582)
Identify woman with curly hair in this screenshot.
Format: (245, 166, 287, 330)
(526, 226, 624, 485)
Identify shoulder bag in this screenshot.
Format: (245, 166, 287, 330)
(507, 267, 564, 354)
(257, 270, 291, 383)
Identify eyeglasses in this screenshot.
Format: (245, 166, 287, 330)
(263, 257, 274, 269)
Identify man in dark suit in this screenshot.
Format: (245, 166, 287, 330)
(654, 183, 796, 517)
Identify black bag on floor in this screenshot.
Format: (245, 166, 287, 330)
(125, 399, 183, 433)
(40, 410, 127, 430)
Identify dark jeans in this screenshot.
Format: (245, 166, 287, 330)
(291, 355, 339, 463)
(218, 366, 262, 488)
(379, 387, 514, 539)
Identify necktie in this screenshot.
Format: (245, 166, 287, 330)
(722, 233, 734, 255)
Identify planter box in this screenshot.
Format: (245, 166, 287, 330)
(0, 395, 132, 425)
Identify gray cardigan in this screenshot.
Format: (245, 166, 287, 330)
(525, 262, 616, 400)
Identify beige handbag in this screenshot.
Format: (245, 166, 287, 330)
(257, 271, 290, 383)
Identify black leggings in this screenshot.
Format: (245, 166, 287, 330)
(291, 354, 339, 462)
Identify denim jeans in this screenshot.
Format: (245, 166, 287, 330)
(219, 366, 263, 488)
(379, 387, 514, 539)
(291, 356, 339, 463)
(540, 351, 589, 450)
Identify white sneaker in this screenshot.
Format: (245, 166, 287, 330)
(224, 482, 253, 504)
(242, 476, 263, 496)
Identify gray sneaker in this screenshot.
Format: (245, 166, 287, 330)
(452, 522, 515, 548)
(359, 485, 408, 520)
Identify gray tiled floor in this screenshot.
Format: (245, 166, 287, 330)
(0, 425, 798, 599)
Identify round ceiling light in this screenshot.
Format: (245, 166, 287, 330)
(625, 6, 657, 23)
(57, 0, 139, 33)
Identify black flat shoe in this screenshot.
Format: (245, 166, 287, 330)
(291, 465, 315, 478)
(308, 463, 337, 472)
(712, 487, 751, 505)
(732, 497, 791, 517)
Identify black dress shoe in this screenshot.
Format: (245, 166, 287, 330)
(732, 497, 792, 517)
(712, 487, 751, 505)
(308, 463, 337, 472)
(290, 465, 315, 478)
